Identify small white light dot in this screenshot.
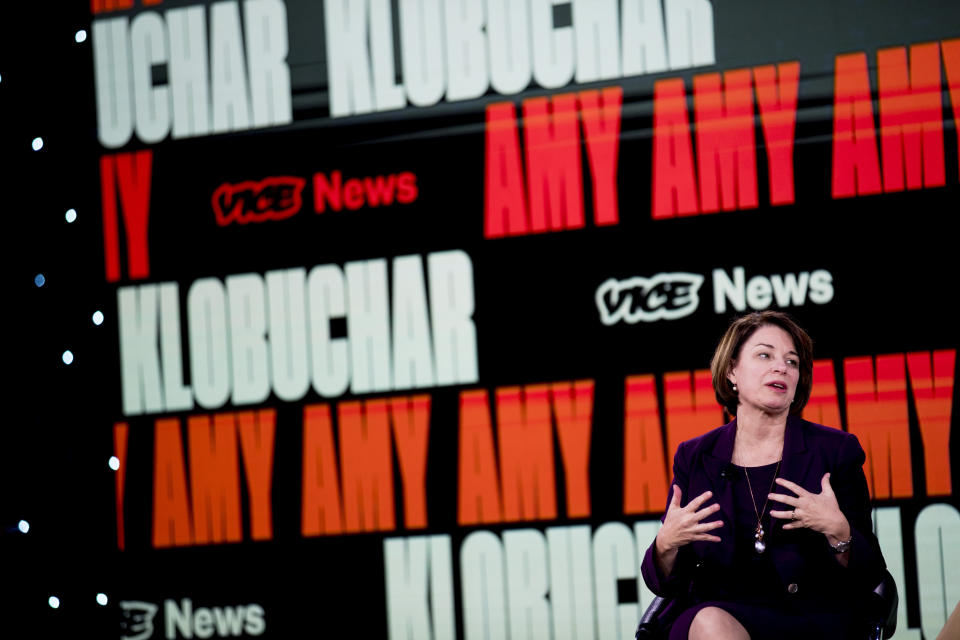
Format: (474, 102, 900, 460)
(108, 456, 120, 471)
(49, 596, 60, 609)
(75, 30, 87, 43)
(32, 137, 44, 151)
(0, 72, 3, 83)
(19, 520, 30, 534)
(35, 274, 46, 287)
(62, 350, 74, 365)
(96, 593, 108, 606)
(93, 310, 104, 326)
(65, 208, 77, 223)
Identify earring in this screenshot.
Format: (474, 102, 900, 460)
(732, 383, 738, 392)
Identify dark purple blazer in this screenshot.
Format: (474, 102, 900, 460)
(641, 415, 886, 604)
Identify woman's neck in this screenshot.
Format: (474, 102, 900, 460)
(734, 407, 787, 466)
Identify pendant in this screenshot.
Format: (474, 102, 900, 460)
(754, 524, 766, 554)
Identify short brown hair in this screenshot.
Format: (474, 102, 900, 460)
(710, 311, 814, 416)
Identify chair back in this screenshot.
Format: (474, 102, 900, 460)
(866, 570, 898, 640)
(636, 596, 686, 639)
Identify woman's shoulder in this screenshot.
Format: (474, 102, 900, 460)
(796, 417, 859, 444)
(795, 417, 865, 463)
(675, 421, 734, 458)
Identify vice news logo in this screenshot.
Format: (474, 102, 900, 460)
(120, 601, 158, 640)
(596, 273, 705, 324)
(120, 598, 265, 640)
(595, 267, 834, 325)
(212, 176, 306, 227)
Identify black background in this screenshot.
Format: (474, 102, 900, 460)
(2, 1, 959, 637)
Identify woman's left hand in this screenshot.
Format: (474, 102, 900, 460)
(769, 473, 851, 543)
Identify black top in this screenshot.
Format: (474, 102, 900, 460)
(714, 461, 786, 605)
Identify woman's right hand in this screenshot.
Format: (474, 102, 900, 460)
(655, 485, 724, 556)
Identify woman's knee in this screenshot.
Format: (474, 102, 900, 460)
(688, 606, 749, 640)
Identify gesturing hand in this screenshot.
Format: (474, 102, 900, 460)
(655, 485, 723, 555)
(769, 473, 851, 544)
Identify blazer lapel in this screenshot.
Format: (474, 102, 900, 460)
(700, 420, 737, 565)
(772, 415, 811, 532)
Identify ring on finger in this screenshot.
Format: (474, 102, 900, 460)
(790, 510, 797, 521)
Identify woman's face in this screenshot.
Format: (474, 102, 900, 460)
(727, 324, 800, 417)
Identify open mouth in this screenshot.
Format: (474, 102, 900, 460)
(767, 382, 787, 391)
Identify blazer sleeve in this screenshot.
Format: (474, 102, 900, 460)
(641, 441, 696, 598)
(830, 432, 886, 590)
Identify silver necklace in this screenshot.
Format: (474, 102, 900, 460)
(741, 460, 781, 554)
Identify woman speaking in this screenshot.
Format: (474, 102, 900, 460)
(641, 311, 886, 639)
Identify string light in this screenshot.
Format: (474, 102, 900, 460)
(62, 350, 74, 365)
(93, 310, 104, 326)
(97, 593, 108, 606)
(32, 137, 44, 151)
(48, 596, 60, 609)
(65, 208, 77, 223)
(75, 30, 87, 43)
(108, 456, 120, 471)
(19, 520, 30, 534)
(35, 274, 46, 287)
